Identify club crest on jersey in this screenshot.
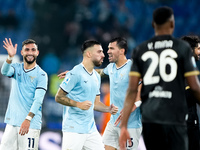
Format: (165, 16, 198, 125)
(120, 73, 125, 79)
(29, 76, 36, 82)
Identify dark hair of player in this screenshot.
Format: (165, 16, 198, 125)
(181, 35, 200, 51)
(22, 39, 37, 48)
(110, 37, 128, 54)
(153, 6, 174, 25)
(81, 40, 101, 53)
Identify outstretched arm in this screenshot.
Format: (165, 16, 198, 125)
(94, 95, 118, 114)
(57, 70, 68, 79)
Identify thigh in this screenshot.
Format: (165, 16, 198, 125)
(102, 122, 119, 149)
(127, 127, 142, 150)
(187, 125, 199, 150)
(18, 128, 40, 150)
(62, 132, 86, 150)
(0, 124, 18, 150)
(83, 131, 105, 150)
(142, 123, 167, 150)
(168, 125, 188, 150)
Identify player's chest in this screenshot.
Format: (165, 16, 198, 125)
(80, 74, 99, 89)
(15, 70, 37, 86)
(109, 68, 129, 84)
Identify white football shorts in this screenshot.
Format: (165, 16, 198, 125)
(0, 124, 40, 150)
(62, 131, 105, 150)
(102, 122, 142, 150)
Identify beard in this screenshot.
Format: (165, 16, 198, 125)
(24, 56, 37, 64)
(93, 59, 103, 67)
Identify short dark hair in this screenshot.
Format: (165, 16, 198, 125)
(181, 35, 200, 51)
(81, 40, 101, 53)
(153, 6, 173, 25)
(22, 39, 37, 48)
(109, 37, 128, 54)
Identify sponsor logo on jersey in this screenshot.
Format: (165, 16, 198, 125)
(149, 85, 172, 99)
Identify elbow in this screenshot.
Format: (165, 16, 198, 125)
(55, 94, 61, 103)
(1, 70, 6, 76)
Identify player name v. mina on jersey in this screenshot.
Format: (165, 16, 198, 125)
(130, 35, 199, 125)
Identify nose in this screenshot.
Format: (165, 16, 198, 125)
(102, 52, 105, 58)
(107, 49, 110, 54)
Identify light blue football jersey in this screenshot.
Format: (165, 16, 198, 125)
(60, 63, 101, 133)
(1, 62, 48, 129)
(103, 59, 142, 128)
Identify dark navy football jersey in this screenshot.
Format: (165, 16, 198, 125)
(130, 35, 199, 125)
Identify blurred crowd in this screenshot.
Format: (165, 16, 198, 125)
(1, 0, 200, 132)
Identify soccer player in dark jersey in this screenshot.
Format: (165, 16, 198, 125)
(119, 6, 200, 150)
(181, 35, 200, 150)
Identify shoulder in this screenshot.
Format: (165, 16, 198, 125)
(11, 62, 21, 68)
(94, 70, 100, 78)
(36, 65, 48, 78)
(105, 63, 115, 69)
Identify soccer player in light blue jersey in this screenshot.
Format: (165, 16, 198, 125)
(55, 40, 118, 150)
(57, 38, 142, 150)
(0, 38, 48, 150)
(98, 37, 142, 150)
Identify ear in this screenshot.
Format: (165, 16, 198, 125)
(170, 20, 174, 29)
(120, 48, 125, 55)
(37, 50, 39, 56)
(86, 50, 92, 58)
(21, 50, 23, 56)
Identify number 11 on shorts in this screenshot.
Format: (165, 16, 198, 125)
(28, 137, 35, 149)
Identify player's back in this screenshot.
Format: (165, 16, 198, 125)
(131, 35, 199, 125)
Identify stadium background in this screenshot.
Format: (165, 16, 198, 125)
(0, 0, 200, 149)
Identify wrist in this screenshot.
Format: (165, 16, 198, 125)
(25, 116, 32, 122)
(7, 55, 14, 61)
(76, 102, 80, 109)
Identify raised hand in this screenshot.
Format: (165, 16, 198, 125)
(3, 38, 17, 57)
(77, 100, 92, 110)
(109, 103, 118, 115)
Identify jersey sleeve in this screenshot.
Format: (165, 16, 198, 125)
(60, 71, 78, 93)
(183, 46, 200, 77)
(130, 48, 141, 77)
(30, 71, 48, 115)
(36, 72, 48, 90)
(96, 73, 101, 96)
(1, 61, 15, 77)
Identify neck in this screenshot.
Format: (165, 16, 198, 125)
(23, 61, 36, 70)
(155, 29, 172, 36)
(154, 23, 173, 36)
(82, 59, 94, 73)
(115, 56, 127, 68)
